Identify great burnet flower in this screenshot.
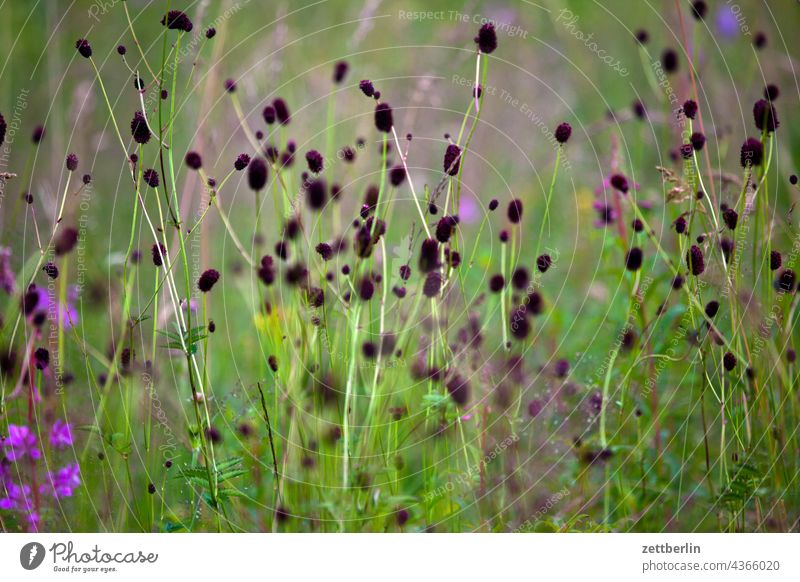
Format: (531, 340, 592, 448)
(374, 103, 393, 133)
(197, 269, 220, 292)
(474, 23, 497, 54)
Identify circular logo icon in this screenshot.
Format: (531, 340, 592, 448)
(20, 542, 46, 570)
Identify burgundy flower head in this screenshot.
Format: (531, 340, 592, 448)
(161, 10, 193, 32)
(333, 61, 349, 84)
(753, 99, 779, 133)
(474, 23, 497, 54)
(359, 80, 375, 98)
(554, 122, 572, 144)
(305, 150, 324, 174)
(75, 38, 92, 58)
(686, 244, 705, 276)
(374, 103, 393, 133)
(234, 153, 251, 171)
(740, 138, 763, 168)
(443, 144, 461, 176)
(273, 98, 290, 125)
(185, 151, 202, 170)
(198, 269, 220, 292)
(248, 157, 268, 191)
(131, 110, 151, 144)
(143, 168, 160, 188)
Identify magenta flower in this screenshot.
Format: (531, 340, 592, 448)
(41, 463, 80, 498)
(0, 481, 33, 511)
(2, 425, 42, 462)
(49, 420, 73, 449)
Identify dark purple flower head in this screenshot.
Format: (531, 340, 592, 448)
(55, 227, 79, 256)
(161, 10, 193, 32)
(474, 23, 497, 54)
(488, 199, 499, 211)
(610, 173, 629, 193)
(419, 238, 440, 273)
(687, 244, 705, 276)
(151, 242, 167, 267)
(359, 80, 375, 98)
(42, 262, 59, 279)
(75, 38, 92, 58)
(512, 267, 530, 288)
(31, 125, 45, 144)
(258, 255, 276, 286)
(740, 138, 763, 167)
(625, 247, 643, 271)
(764, 84, 779, 101)
(224, 78, 236, 93)
(82, 173, 92, 185)
(333, 60, 349, 84)
(723, 207, 738, 230)
(776, 269, 796, 293)
(273, 98, 290, 125)
(198, 269, 220, 293)
(34, 347, 50, 370)
(489, 274, 505, 293)
(248, 157, 268, 191)
(306, 179, 327, 210)
(315, 243, 333, 261)
(443, 144, 462, 176)
(131, 110, 151, 144)
(262, 105, 276, 124)
(358, 277, 375, 301)
(675, 216, 687, 234)
(233, 153, 250, 172)
(507, 199, 523, 223)
(632, 100, 647, 119)
(723, 351, 736, 371)
(206, 27, 216, 39)
(753, 31, 766, 49)
(770, 250, 782, 271)
(661, 48, 678, 73)
(705, 300, 719, 318)
(142, 168, 160, 188)
(680, 143, 694, 159)
(554, 122, 572, 144)
(305, 150, 324, 174)
(65, 153, 79, 172)
(691, 1, 707, 20)
(690, 132, 706, 151)
(117, 44, 127, 56)
(374, 102, 393, 133)
(423, 272, 443, 298)
(635, 29, 649, 44)
(682, 99, 698, 120)
(537, 254, 552, 273)
(753, 99, 779, 133)
(185, 151, 202, 170)
(399, 265, 411, 281)
(389, 165, 406, 187)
